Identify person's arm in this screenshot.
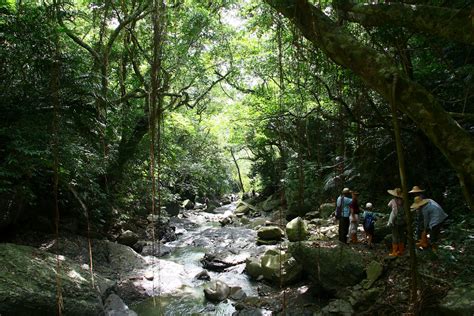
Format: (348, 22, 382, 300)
(423, 207, 429, 230)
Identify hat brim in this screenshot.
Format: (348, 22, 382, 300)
(409, 189, 425, 193)
(410, 199, 429, 210)
(387, 189, 402, 198)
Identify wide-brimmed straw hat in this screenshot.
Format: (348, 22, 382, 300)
(387, 188, 403, 198)
(409, 186, 425, 194)
(411, 196, 429, 210)
(342, 188, 350, 194)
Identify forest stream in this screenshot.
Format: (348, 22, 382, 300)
(132, 201, 264, 315)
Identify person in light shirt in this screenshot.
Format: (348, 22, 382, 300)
(410, 196, 448, 251)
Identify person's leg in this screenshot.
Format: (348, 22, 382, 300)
(342, 217, 350, 244)
(430, 222, 442, 250)
(398, 225, 406, 255)
(390, 225, 399, 256)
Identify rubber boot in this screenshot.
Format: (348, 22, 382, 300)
(416, 232, 429, 248)
(389, 243, 399, 256)
(351, 233, 358, 244)
(398, 243, 405, 256)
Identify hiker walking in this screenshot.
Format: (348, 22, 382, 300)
(410, 196, 448, 251)
(387, 188, 406, 256)
(349, 191, 360, 243)
(362, 202, 376, 248)
(335, 188, 352, 244)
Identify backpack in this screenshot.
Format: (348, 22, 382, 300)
(335, 195, 343, 219)
(363, 213, 375, 231)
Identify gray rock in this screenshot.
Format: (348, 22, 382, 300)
(257, 226, 284, 241)
(195, 270, 211, 281)
(229, 286, 247, 300)
(203, 280, 231, 302)
(305, 210, 320, 219)
(289, 242, 366, 292)
(0, 243, 108, 315)
(286, 217, 309, 242)
(104, 293, 137, 316)
(439, 283, 474, 316)
(245, 249, 302, 286)
(117, 230, 139, 247)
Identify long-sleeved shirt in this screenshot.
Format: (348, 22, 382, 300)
(336, 196, 352, 218)
(422, 199, 448, 230)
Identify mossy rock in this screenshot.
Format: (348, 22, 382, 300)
(0, 243, 111, 316)
(289, 242, 366, 292)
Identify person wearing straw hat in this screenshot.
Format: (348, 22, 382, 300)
(411, 196, 448, 251)
(335, 187, 352, 244)
(408, 185, 426, 246)
(387, 188, 406, 256)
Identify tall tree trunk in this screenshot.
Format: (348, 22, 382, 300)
(265, 0, 474, 209)
(390, 76, 419, 311)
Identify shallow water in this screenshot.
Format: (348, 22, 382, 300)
(132, 202, 262, 315)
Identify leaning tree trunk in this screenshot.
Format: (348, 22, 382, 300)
(230, 148, 245, 194)
(265, 0, 474, 209)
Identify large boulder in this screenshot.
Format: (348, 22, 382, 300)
(319, 202, 335, 219)
(117, 230, 139, 247)
(182, 199, 195, 210)
(104, 293, 137, 316)
(286, 217, 309, 242)
(245, 249, 302, 285)
(203, 280, 231, 302)
(439, 283, 474, 316)
(0, 243, 110, 315)
(165, 201, 181, 216)
(257, 226, 284, 241)
(289, 242, 366, 292)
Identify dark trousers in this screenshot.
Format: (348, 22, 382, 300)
(430, 221, 444, 244)
(338, 217, 350, 243)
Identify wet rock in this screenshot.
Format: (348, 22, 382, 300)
(245, 258, 264, 279)
(319, 202, 335, 219)
(195, 270, 211, 281)
(289, 242, 366, 292)
(117, 230, 139, 247)
(201, 251, 247, 272)
(439, 283, 474, 316)
(0, 243, 108, 315)
(204, 280, 231, 302)
(257, 226, 284, 241)
(230, 286, 247, 300)
(104, 293, 137, 316)
(286, 217, 309, 242)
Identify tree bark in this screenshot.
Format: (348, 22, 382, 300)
(265, 0, 474, 209)
(230, 148, 245, 194)
(334, 1, 474, 45)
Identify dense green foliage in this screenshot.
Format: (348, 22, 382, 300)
(0, 0, 472, 234)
